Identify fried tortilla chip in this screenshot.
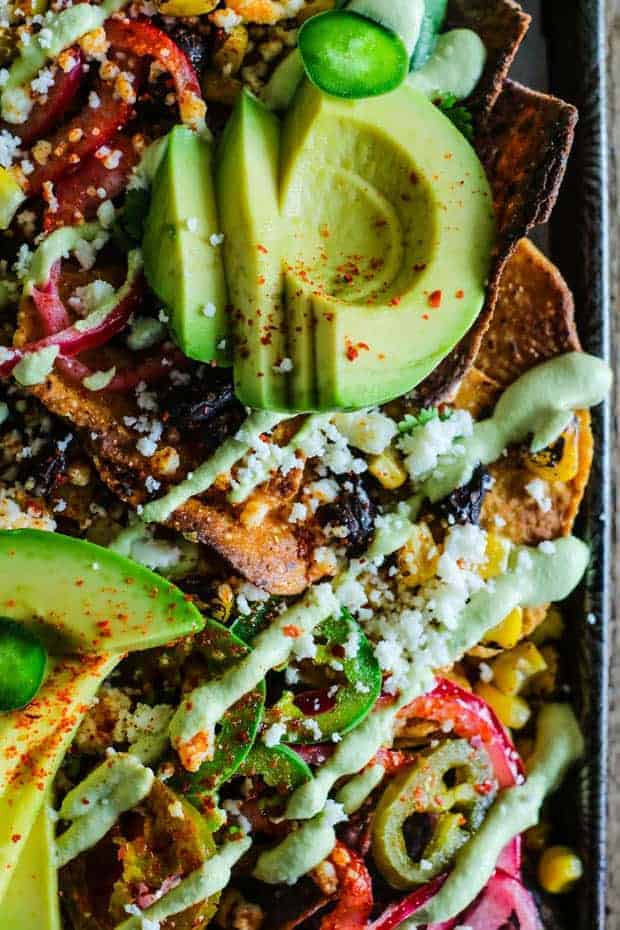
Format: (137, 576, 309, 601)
(447, 0, 530, 122)
(454, 239, 592, 546)
(415, 81, 578, 405)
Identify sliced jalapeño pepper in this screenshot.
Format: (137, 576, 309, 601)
(0, 617, 47, 711)
(239, 743, 312, 792)
(263, 610, 381, 744)
(371, 738, 497, 890)
(171, 619, 264, 806)
(298, 10, 410, 99)
(409, 0, 448, 72)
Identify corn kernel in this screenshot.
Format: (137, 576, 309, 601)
(538, 846, 583, 894)
(397, 523, 440, 588)
(474, 683, 531, 729)
(524, 417, 580, 483)
(158, 0, 217, 13)
(479, 532, 510, 580)
(527, 644, 559, 696)
(202, 71, 243, 106)
(438, 667, 472, 692)
(213, 25, 249, 75)
(524, 821, 551, 852)
(368, 448, 408, 490)
(491, 642, 548, 696)
(483, 607, 523, 649)
(531, 606, 565, 644)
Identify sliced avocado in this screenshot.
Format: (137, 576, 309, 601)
(0, 653, 119, 903)
(143, 125, 229, 365)
(279, 79, 494, 409)
(3, 802, 60, 930)
(0, 529, 204, 653)
(216, 90, 287, 408)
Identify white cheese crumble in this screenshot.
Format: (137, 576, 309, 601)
(263, 722, 286, 748)
(525, 478, 552, 513)
(398, 409, 473, 481)
(0, 129, 21, 167)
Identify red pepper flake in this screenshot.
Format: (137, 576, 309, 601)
(475, 779, 495, 796)
(413, 263, 427, 272)
(346, 344, 359, 362)
(388, 296, 401, 307)
(455, 289, 465, 299)
(409, 171, 419, 184)
(257, 275, 265, 285)
(11, 834, 21, 843)
(256, 243, 268, 254)
(422, 313, 430, 320)
(428, 290, 443, 308)
(283, 624, 301, 638)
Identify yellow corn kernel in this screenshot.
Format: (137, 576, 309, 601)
(368, 448, 408, 490)
(524, 418, 580, 483)
(213, 25, 249, 75)
(538, 846, 583, 895)
(474, 683, 531, 730)
(397, 523, 440, 588)
(491, 642, 548, 696)
(438, 667, 472, 692)
(479, 532, 510, 580)
(158, 0, 217, 14)
(296, 0, 337, 22)
(482, 607, 523, 649)
(531, 606, 565, 645)
(524, 821, 551, 852)
(527, 644, 559, 696)
(0, 166, 25, 229)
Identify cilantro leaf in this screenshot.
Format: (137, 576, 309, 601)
(434, 93, 475, 142)
(397, 407, 452, 434)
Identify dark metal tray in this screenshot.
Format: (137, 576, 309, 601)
(515, 2, 610, 928)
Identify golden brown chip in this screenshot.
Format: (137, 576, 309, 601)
(415, 82, 578, 405)
(452, 240, 592, 548)
(447, 0, 530, 122)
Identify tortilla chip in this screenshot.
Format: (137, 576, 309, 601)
(447, 0, 531, 122)
(471, 237, 581, 388)
(452, 240, 592, 547)
(415, 82, 578, 405)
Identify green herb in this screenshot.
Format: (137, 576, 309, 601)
(398, 407, 452, 434)
(112, 188, 150, 250)
(435, 92, 474, 142)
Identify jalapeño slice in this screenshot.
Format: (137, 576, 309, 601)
(239, 743, 312, 792)
(171, 619, 265, 804)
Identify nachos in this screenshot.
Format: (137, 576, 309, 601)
(0, 2, 610, 929)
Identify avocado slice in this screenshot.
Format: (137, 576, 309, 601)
(3, 802, 60, 930)
(279, 80, 494, 409)
(0, 529, 204, 653)
(143, 126, 229, 365)
(216, 90, 287, 408)
(0, 652, 118, 903)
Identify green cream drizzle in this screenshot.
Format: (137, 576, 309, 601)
(115, 837, 252, 930)
(141, 411, 290, 524)
(55, 754, 154, 869)
(409, 703, 584, 927)
(335, 761, 385, 813)
(408, 28, 487, 102)
(2, 0, 127, 118)
(169, 583, 340, 767)
(420, 352, 612, 503)
(253, 804, 343, 885)
(284, 536, 589, 828)
(24, 222, 104, 292)
(13, 345, 59, 386)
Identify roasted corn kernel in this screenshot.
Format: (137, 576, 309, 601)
(368, 448, 408, 490)
(538, 846, 583, 894)
(482, 606, 523, 649)
(213, 25, 249, 75)
(158, 0, 217, 15)
(527, 643, 559, 696)
(397, 523, 440, 588)
(438, 667, 472, 692)
(491, 642, 548, 696)
(524, 416, 580, 483)
(474, 683, 531, 729)
(202, 71, 243, 106)
(479, 532, 510, 580)
(531, 606, 565, 644)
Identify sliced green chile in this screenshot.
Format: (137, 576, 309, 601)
(239, 743, 312, 791)
(264, 611, 381, 743)
(299, 11, 410, 99)
(409, 0, 448, 71)
(171, 619, 265, 803)
(371, 739, 496, 890)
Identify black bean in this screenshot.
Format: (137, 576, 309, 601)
(436, 464, 492, 526)
(317, 476, 377, 557)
